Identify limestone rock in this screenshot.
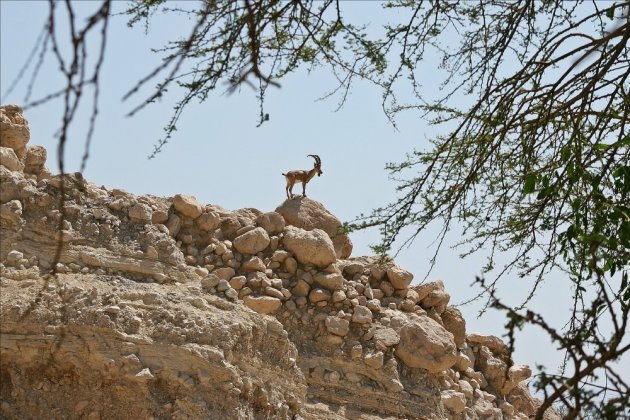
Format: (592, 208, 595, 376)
(507, 383, 561, 420)
(459, 379, 474, 400)
(173, 194, 203, 219)
(441, 390, 466, 413)
(313, 272, 344, 291)
(0, 124, 554, 420)
(352, 306, 373, 324)
(476, 345, 508, 392)
(0, 147, 22, 172)
(416, 280, 450, 313)
(214, 267, 235, 281)
(340, 260, 365, 277)
(196, 211, 220, 231)
(0, 105, 30, 158)
(325, 316, 350, 336)
(380, 281, 395, 297)
(386, 265, 414, 290)
(508, 364, 532, 383)
(1, 273, 304, 419)
(473, 398, 498, 417)
(441, 306, 466, 347)
(201, 274, 221, 290)
(1, 199, 23, 225)
(282, 226, 336, 267)
(373, 327, 400, 348)
(242, 295, 282, 314)
(151, 210, 169, 224)
(264, 286, 285, 300)
(233, 207, 261, 222)
(128, 203, 152, 223)
(395, 315, 457, 373)
(256, 211, 285, 235)
(502, 364, 532, 395)
(229, 275, 247, 290)
(284, 257, 297, 274)
(6, 250, 24, 267)
(233, 227, 270, 255)
(309, 288, 331, 303)
(166, 214, 182, 237)
(454, 352, 472, 372)
(275, 197, 352, 259)
(219, 216, 244, 239)
(242, 256, 266, 272)
(24, 145, 47, 174)
(291, 279, 310, 297)
(364, 351, 384, 369)
(467, 333, 509, 356)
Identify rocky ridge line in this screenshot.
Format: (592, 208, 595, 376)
(0, 104, 559, 419)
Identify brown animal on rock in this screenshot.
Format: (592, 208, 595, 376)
(282, 155, 323, 199)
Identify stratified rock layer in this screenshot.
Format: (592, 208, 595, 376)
(0, 105, 560, 420)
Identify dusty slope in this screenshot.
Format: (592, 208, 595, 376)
(0, 105, 559, 419)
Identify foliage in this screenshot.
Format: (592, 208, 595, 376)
(5, 0, 629, 417)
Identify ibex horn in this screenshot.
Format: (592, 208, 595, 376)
(307, 154, 321, 167)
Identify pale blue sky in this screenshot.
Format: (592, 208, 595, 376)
(4, 0, 621, 387)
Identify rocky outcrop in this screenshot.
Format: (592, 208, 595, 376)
(276, 197, 353, 259)
(395, 315, 458, 373)
(0, 105, 560, 420)
(0, 104, 30, 158)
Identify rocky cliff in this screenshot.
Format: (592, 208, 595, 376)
(0, 105, 558, 419)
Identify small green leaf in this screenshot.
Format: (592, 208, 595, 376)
(523, 175, 536, 194)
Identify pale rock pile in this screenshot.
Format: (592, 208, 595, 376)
(0, 105, 559, 419)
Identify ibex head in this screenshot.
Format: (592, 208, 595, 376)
(308, 154, 323, 176)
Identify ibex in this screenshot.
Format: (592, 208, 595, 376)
(282, 154, 322, 199)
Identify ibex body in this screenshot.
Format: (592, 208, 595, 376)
(282, 155, 322, 199)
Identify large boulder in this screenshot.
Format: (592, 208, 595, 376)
(1, 199, 23, 225)
(314, 272, 344, 291)
(275, 197, 352, 259)
(0, 147, 22, 172)
(441, 306, 466, 347)
(0, 165, 39, 203)
(23, 145, 47, 174)
(386, 265, 414, 290)
(441, 390, 466, 414)
(195, 211, 220, 231)
(173, 194, 203, 219)
(373, 327, 400, 348)
(415, 280, 450, 313)
(394, 315, 457, 373)
(352, 306, 373, 324)
(467, 333, 509, 356)
(255, 211, 285, 235)
(0, 105, 30, 159)
(233, 227, 270, 255)
(325, 316, 350, 336)
(242, 295, 282, 314)
(475, 345, 508, 393)
(501, 364, 532, 395)
(282, 226, 336, 267)
(128, 203, 153, 224)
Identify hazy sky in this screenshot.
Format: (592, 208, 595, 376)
(3, 0, 623, 386)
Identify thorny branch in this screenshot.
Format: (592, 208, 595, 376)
(475, 268, 629, 418)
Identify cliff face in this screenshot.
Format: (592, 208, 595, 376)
(0, 105, 558, 420)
